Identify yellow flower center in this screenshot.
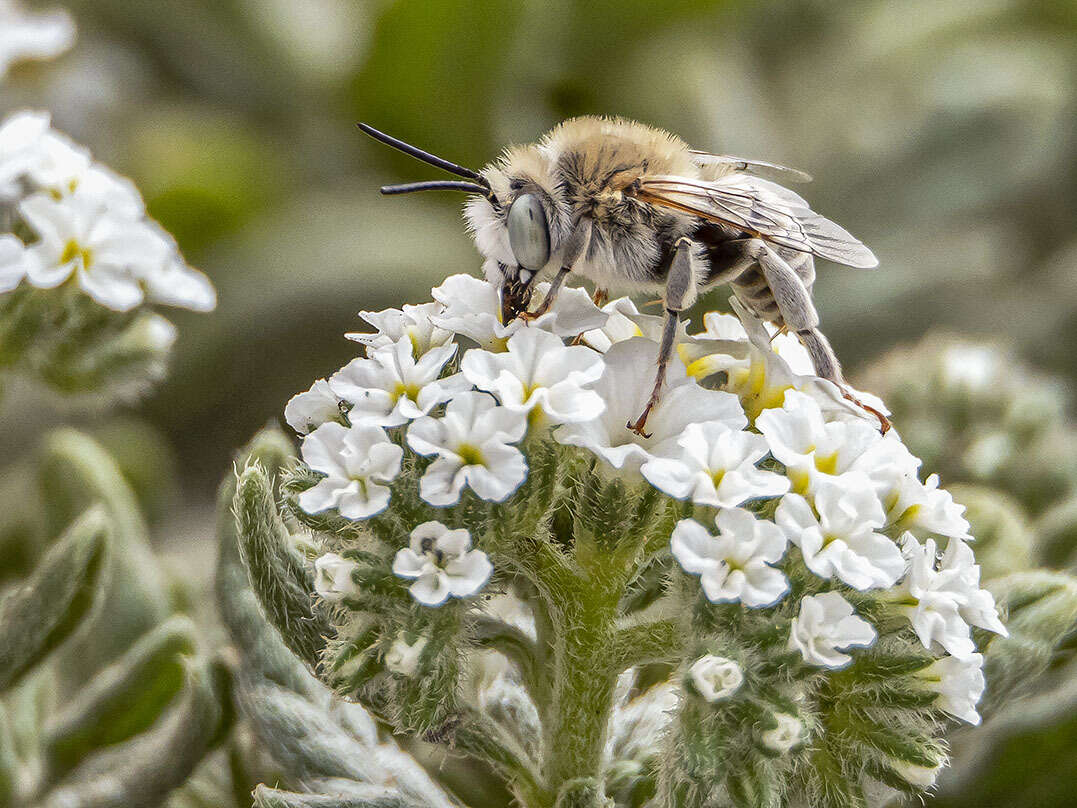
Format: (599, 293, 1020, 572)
(456, 443, 485, 467)
(60, 240, 93, 268)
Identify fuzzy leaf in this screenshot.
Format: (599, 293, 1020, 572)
(40, 659, 233, 808)
(38, 430, 170, 674)
(234, 463, 330, 668)
(0, 703, 15, 808)
(0, 506, 110, 692)
(253, 781, 414, 808)
(42, 614, 197, 778)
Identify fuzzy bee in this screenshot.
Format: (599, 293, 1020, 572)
(358, 116, 887, 435)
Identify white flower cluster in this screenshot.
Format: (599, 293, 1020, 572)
(0, 0, 74, 80)
(0, 110, 215, 312)
(286, 272, 1003, 723)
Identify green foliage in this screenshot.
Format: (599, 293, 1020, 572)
(0, 507, 110, 693)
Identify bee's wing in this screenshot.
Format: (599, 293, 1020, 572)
(637, 174, 878, 269)
(688, 150, 813, 184)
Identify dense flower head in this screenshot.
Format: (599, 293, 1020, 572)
(0, 110, 215, 313)
(281, 272, 1007, 803)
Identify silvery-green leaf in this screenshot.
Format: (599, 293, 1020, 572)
(0, 506, 110, 692)
(253, 781, 415, 808)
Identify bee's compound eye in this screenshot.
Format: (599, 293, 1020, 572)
(506, 193, 550, 271)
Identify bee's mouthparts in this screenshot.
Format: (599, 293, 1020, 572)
(500, 280, 533, 324)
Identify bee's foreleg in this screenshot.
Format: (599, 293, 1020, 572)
(627, 236, 697, 437)
(521, 216, 592, 320)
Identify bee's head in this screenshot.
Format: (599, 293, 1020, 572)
(357, 123, 556, 323)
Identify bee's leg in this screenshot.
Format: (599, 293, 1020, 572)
(520, 217, 592, 321)
(627, 237, 697, 437)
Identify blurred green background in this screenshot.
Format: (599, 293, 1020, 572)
(4, 0, 1075, 505)
(1, 2, 1076, 806)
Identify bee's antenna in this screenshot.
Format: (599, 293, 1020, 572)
(380, 180, 489, 195)
(357, 122, 483, 181)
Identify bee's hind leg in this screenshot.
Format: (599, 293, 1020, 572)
(627, 236, 698, 437)
(797, 326, 890, 434)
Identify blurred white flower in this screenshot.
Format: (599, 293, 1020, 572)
(892, 760, 944, 789)
(385, 633, 428, 677)
(18, 193, 169, 310)
(392, 521, 492, 606)
(788, 591, 876, 669)
(298, 422, 403, 519)
(555, 338, 745, 474)
(0, 1, 75, 80)
(641, 421, 789, 507)
(760, 712, 802, 753)
(0, 109, 51, 199)
(0, 233, 29, 292)
(285, 379, 342, 435)
(670, 508, 789, 608)
(346, 302, 452, 356)
(407, 391, 528, 506)
(431, 273, 606, 349)
(136, 254, 216, 312)
(462, 328, 604, 425)
(757, 390, 881, 495)
(776, 479, 904, 590)
(330, 337, 468, 428)
(917, 653, 985, 726)
(689, 655, 743, 702)
(314, 552, 360, 603)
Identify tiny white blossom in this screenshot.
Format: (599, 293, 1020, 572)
(0, 1, 75, 80)
(430, 274, 606, 349)
(918, 653, 985, 726)
(776, 479, 905, 590)
(407, 391, 528, 506)
(298, 422, 403, 519)
(392, 521, 493, 606)
(760, 713, 802, 753)
(555, 338, 745, 474)
(580, 296, 669, 353)
(0, 110, 50, 199)
(670, 508, 789, 608)
(0, 233, 29, 292)
(137, 254, 216, 312)
(19, 193, 173, 311)
(314, 552, 360, 603)
(641, 421, 789, 507)
(883, 472, 972, 539)
(939, 538, 1007, 636)
(892, 760, 944, 789)
(757, 390, 882, 496)
(891, 534, 977, 658)
(385, 633, 428, 677)
(461, 328, 604, 425)
(788, 591, 877, 669)
(285, 379, 342, 435)
(689, 655, 743, 702)
(346, 302, 453, 355)
(330, 337, 468, 427)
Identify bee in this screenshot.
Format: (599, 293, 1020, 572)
(358, 117, 888, 435)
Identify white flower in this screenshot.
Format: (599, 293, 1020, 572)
(298, 422, 403, 519)
(776, 479, 904, 590)
(788, 592, 877, 669)
(285, 379, 342, 435)
(461, 328, 604, 425)
(385, 633, 428, 677)
(0, 233, 29, 292)
(330, 337, 468, 427)
(891, 535, 976, 658)
(670, 508, 789, 608)
(917, 653, 985, 725)
(407, 391, 528, 506)
(392, 521, 493, 606)
(0, 1, 75, 79)
(555, 338, 745, 474)
(579, 296, 669, 353)
(314, 552, 360, 603)
(0, 109, 50, 198)
(430, 273, 606, 349)
(137, 254, 216, 312)
(757, 390, 882, 496)
(939, 538, 1007, 635)
(760, 713, 802, 753)
(346, 302, 453, 355)
(883, 473, 972, 539)
(689, 655, 743, 702)
(892, 760, 944, 789)
(18, 192, 174, 311)
(641, 421, 789, 507)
